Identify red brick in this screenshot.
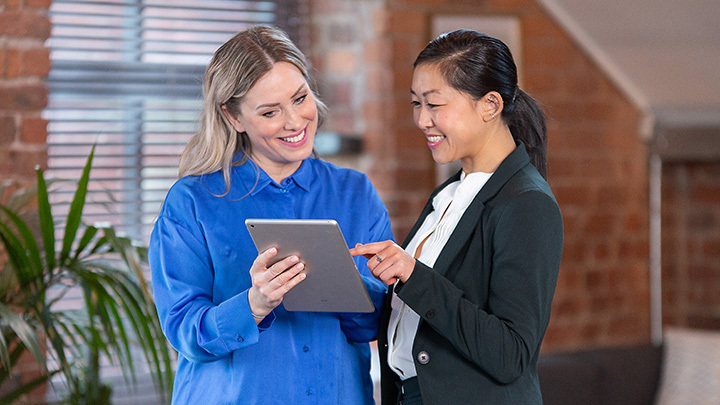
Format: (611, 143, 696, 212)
(391, 67, 414, 92)
(553, 185, 592, 206)
(21, 48, 50, 77)
(6, 149, 48, 176)
(693, 185, 720, 204)
(0, 10, 51, 40)
(20, 116, 47, 144)
(0, 83, 48, 111)
(388, 10, 425, 35)
(6, 49, 21, 78)
(0, 49, 6, 77)
(562, 242, 588, 263)
(703, 240, 720, 257)
(26, 0, 52, 8)
(584, 213, 616, 234)
(0, 116, 17, 144)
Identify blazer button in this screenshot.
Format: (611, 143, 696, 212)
(425, 309, 436, 319)
(417, 351, 430, 365)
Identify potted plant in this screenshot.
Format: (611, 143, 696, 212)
(0, 147, 173, 404)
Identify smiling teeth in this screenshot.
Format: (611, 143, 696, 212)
(427, 135, 443, 143)
(282, 130, 305, 143)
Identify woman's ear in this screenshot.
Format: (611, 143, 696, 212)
(221, 104, 245, 133)
(481, 91, 504, 122)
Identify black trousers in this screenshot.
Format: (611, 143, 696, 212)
(396, 377, 423, 405)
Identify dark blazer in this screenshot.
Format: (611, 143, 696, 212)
(378, 144, 563, 404)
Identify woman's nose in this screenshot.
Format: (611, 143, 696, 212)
(416, 107, 433, 129)
(285, 108, 303, 131)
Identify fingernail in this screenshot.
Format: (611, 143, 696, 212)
(297, 263, 304, 270)
(290, 256, 299, 263)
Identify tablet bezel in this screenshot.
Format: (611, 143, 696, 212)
(245, 218, 375, 313)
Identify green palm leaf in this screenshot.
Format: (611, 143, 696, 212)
(59, 144, 94, 266)
(36, 166, 56, 273)
(0, 303, 45, 369)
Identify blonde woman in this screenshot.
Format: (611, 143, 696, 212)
(150, 26, 392, 404)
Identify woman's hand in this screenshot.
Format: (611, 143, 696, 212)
(350, 241, 416, 285)
(247, 247, 306, 323)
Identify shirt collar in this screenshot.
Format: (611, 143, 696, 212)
(233, 153, 313, 196)
(432, 170, 493, 213)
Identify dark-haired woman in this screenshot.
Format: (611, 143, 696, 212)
(351, 29, 563, 404)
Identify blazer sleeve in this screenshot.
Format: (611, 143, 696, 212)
(395, 188, 563, 383)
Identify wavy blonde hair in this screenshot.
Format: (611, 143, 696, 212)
(179, 25, 327, 195)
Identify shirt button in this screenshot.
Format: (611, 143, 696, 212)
(281, 189, 287, 193)
(235, 334, 244, 343)
(302, 345, 310, 352)
(417, 351, 430, 365)
(306, 389, 313, 396)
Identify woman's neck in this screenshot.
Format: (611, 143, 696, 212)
(462, 125, 515, 174)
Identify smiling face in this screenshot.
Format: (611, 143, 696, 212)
(411, 63, 498, 173)
(224, 61, 318, 183)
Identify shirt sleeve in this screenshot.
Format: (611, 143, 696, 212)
(338, 177, 394, 342)
(150, 212, 275, 363)
(394, 189, 563, 383)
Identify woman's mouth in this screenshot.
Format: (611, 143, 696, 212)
(280, 129, 306, 144)
(426, 134, 445, 148)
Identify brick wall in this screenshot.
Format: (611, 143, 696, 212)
(662, 162, 720, 329)
(0, 0, 50, 193)
(0, 0, 51, 402)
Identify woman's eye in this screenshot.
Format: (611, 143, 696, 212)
(295, 94, 307, 104)
(262, 110, 277, 118)
(427, 103, 440, 109)
(410, 100, 420, 107)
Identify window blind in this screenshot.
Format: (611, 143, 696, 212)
(44, 0, 304, 243)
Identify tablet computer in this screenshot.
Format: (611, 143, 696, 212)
(245, 218, 375, 313)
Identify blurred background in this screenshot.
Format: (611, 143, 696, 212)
(1, 0, 719, 403)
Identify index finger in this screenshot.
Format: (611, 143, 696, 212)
(349, 241, 391, 258)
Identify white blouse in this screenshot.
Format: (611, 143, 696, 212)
(387, 170, 492, 380)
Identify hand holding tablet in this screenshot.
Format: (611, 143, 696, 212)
(246, 246, 307, 320)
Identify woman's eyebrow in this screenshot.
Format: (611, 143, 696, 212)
(255, 84, 307, 111)
(410, 89, 440, 97)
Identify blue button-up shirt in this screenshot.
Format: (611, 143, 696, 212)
(150, 156, 393, 404)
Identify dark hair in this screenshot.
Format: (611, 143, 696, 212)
(414, 29, 548, 178)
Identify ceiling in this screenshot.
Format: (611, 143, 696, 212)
(538, 0, 720, 136)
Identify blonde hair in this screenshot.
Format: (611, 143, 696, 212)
(179, 25, 327, 194)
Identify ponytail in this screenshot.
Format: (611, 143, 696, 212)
(506, 89, 548, 178)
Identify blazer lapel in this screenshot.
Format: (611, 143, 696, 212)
(431, 143, 532, 277)
(400, 171, 462, 248)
